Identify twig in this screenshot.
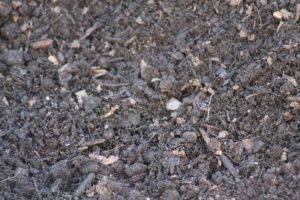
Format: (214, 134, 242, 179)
(74, 173, 95, 197)
(79, 138, 106, 151)
(33, 178, 42, 200)
(80, 22, 101, 41)
(99, 82, 130, 87)
(219, 154, 239, 180)
(0, 168, 23, 183)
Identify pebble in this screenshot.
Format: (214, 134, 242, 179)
(166, 98, 182, 111)
(1, 22, 20, 39)
(0, 1, 11, 16)
(140, 60, 160, 81)
(182, 131, 197, 143)
(0, 50, 24, 66)
(125, 163, 147, 177)
(162, 189, 180, 200)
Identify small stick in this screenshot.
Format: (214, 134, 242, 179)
(74, 173, 95, 197)
(220, 154, 239, 180)
(80, 138, 106, 148)
(99, 82, 130, 87)
(33, 178, 42, 200)
(80, 22, 101, 41)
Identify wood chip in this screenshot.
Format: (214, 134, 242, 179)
(283, 74, 298, 87)
(282, 111, 293, 121)
(32, 39, 53, 49)
(218, 130, 229, 139)
(90, 66, 108, 78)
(100, 105, 120, 119)
(74, 173, 95, 197)
(80, 138, 106, 148)
(229, 0, 242, 6)
(48, 55, 59, 65)
(71, 40, 80, 49)
(220, 154, 239, 179)
(273, 9, 294, 20)
(80, 22, 101, 41)
(273, 11, 283, 19)
(172, 150, 186, 157)
(296, 4, 300, 21)
(267, 56, 273, 65)
(89, 154, 119, 165)
(75, 90, 88, 106)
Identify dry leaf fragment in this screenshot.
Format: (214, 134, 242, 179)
(290, 101, 299, 108)
(48, 55, 59, 65)
(273, 9, 293, 20)
(283, 43, 298, 50)
(273, 11, 283, 19)
(100, 105, 120, 119)
(11, 0, 22, 8)
(239, 30, 248, 38)
(283, 74, 298, 87)
(282, 111, 293, 121)
(280, 9, 293, 20)
(71, 40, 80, 49)
(32, 39, 53, 49)
(229, 0, 242, 6)
(242, 138, 254, 151)
(89, 154, 119, 165)
(75, 90, 88, 106)
(246, 4, 253, 16)
(296, 4, 300, 21)
(90, 66, 108, 78)
(218, 131, 229, 139)
(172, 150, 186, 157)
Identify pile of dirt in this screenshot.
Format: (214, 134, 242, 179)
(0, 0, 299, 199)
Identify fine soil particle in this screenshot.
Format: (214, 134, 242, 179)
(0, 0, 299, 199)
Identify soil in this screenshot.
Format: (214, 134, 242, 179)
(0, 0, 299, 199)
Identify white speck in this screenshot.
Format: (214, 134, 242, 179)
(166, 98, 182, 111)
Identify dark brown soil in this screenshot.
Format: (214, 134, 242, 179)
(0, 0, 299, 199)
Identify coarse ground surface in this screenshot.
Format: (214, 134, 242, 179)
(0, 0, 299, 199)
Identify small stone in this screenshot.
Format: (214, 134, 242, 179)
(162, 189, 180, 200)
(176, 117, 186, 125)
(0, 2, 11, 16)
(75, 90, 88, 106)
(20, 22, 30, 32)
(267, 56, 273, 65)
(259, 0, 267, 6)
(1, 23, 20, 39)
(239, 30, 248, 38)
(166, 98, 182, 111)
(281, 151, 287, 161)
(11, 1, 22, 8)
(171, 52, 184, 61)
(182, 131, 197, 143)
(140, 59, 160, 81)
(71, 40, 81, 49)
(135, 16, 145, 25)
(232, 84, 240, 90)
(0, 50, 24, 66)
(218, 131, 229, 139)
